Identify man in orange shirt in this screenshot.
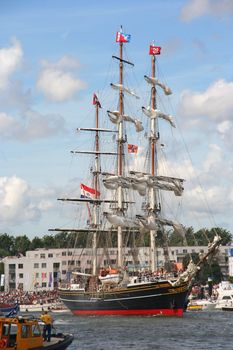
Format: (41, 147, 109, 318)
(40, 310, 53, 342)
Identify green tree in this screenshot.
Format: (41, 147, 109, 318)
(14, 235, 31, 255)
(41, 235, 56, 248)
(30, 236, 44, 250)
(0, 233, 16, 256)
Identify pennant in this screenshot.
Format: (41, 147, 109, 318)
(116, 31, 131, 43)
(92, 93, 101, 108)
(49, 272, 53, 287)
(42, 272, 47, 281)
(80, 183, 100, 199)
(128, 144, 138, 154)
(149, 45, 161, 55)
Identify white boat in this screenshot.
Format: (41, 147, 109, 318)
(215, 281, 233, 309)
(20, 301, 68, 313)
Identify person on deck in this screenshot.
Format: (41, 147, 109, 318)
(40, 310, 53, 342)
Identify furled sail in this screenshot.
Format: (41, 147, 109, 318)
(144, 75, 172, 95)
(107, 110, 143, 132)
(104, 212, 138, 228)
(110, 83, 140, 99)
(142, 106, 175, 128)
(136, 214, 186, 236)
(102, 173, 184, 197)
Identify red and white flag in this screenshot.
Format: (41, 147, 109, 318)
(149, 45, 161, 55)
(116, 31, 131, 43)
(128, 144, 138, 154)
(80, 183, 100, 199)
(92, 93, 101, 108)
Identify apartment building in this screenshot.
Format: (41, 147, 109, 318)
(2, 245, 233, 292)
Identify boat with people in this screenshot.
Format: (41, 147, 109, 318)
(0, 316, 73, 350)
(50, 27, 222, 317)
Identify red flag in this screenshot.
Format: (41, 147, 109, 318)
(80, 183, 100, 199)
(116, 31, 131, 43)
(92, 93, 101, 108)
(149, 45, 161, 55)
(128, 144, 138, 154)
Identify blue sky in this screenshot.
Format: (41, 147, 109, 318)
(0, 0, 233, 238)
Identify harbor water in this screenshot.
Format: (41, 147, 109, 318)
(53, 310, 233, 349)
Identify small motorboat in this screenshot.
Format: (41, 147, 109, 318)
(0, 316, 73, 350)
(0, 303, 20, 316)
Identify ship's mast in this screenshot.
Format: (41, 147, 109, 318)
(117, 41, 124, 268)
(92, 96, 101, 275)
(149, 49, 158, 272)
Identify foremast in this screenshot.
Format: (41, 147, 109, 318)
(92, 95, 101, 275)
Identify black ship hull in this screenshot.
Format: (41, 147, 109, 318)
(59, 281, 189, 317)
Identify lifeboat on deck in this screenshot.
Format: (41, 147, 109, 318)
(99, 267, 122, 285)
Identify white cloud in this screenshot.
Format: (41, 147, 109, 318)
(37, 56, 86, 102)
(0, 110, 66, 141)
(181, 0, 233, 21)
(0, 38, 23, 89)
(0, 176, 58, 230)
(179, 80, 233, 121)
(0, 176, 40, 224)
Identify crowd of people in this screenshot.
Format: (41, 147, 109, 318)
(0, 289, 59, 306)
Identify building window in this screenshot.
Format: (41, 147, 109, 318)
(183, 249, 187, 254)
(41, 282, 47, 288)
(76, 260, 81, 266)
(40, 253, 46, 259)
(18, 264, 23, 269)
(48, 253, 53, 258)
(62, 261, 67, 266)
(62, 252, 66, 256)
(68, 260, 75, 266)
(9, 264, 16, 269)
(34, 263, 39, 268)
(110, 259, 116, 265)
(34, 254, 38, 258)
(68, 251, 73, 256)
(36, 273, 39, 278)
(62, 270, 66, 275)
(87, 260, 92, 265)
(19, 273, 23, 278)
(53, 263, 60, 268)
(41, 263, 47, 268)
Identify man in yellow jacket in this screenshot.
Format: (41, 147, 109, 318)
(40, 310, 53, 342)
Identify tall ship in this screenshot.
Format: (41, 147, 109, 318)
(51, 28, 221, 316)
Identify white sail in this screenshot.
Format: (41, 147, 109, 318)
(136, 214, 159, 231)
(110, 83, 140, 99)
(142, 106, 175, 128)
(107, 110, 143, 132)
(103, 173, 183, 197)
(144, 75, 172, 95)
(104, 212, 138, 228)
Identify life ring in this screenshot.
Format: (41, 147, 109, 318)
(0, 338, 7, 348)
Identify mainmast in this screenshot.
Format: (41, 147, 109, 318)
(115, 27, 132, 268)
(149, 44, 161, 272)
(117, 35, 124, 268)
